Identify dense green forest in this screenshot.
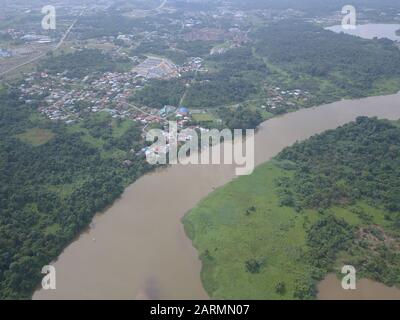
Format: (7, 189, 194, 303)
(131, 78, 187, 108)
(184, 47, 268, 109)
(184, 117, 400, 299)
(75, 12, 184, 40)
(277, 117, 400, 213)
(253, 21, 400, 103)
(0, 89, 152, 299)
(216, 106, 263, 130)
(276, 117, 400, 293)
(39, 49, 118, 79)
(74, 14, 153, 39)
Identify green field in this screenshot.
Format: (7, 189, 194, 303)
(192, 113, 216, 123)
(16, 128, 55, 146)
(183, 161, 313, 299)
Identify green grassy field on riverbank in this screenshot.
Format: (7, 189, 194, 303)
(183, 117, 400, 299)
(184, 161, 314, 299)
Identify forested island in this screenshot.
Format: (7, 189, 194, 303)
(183, 117, 400, 299)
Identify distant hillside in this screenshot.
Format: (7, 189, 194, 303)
(230, 0, 400, 14)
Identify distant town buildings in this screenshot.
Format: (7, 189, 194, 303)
(0, 48, 11, 58)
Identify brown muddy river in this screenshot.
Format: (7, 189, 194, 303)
(34, 93, 400, 300)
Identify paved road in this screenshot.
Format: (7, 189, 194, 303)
(55, 7, 86, 50)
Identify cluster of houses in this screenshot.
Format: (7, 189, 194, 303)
(18, 69, 202, 134)
(19, 67, 210, 162)
(262, 87, 311, 112)
(20, 71, 143, 123)
(140, 124, 211, 160)
(133, 106, 195, 132)
(179, 57, 206, 73)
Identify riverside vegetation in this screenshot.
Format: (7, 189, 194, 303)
(183, 117, 400, 299)
(0, 89, 152, 298)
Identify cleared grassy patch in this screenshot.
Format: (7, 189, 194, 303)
(183, 161, 313, 299)
(192, 113, 216, 123)
(44, 223, 61, 236)
(17, 128, 55, 146)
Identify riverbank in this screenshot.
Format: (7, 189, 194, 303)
(34, 93, 400, 299)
